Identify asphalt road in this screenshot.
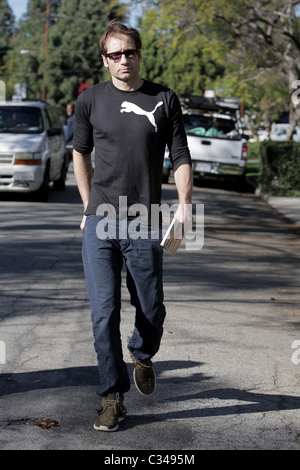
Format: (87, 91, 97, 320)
(0, 167, 300, 451)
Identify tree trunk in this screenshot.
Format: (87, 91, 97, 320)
(286, 68, 300, 141)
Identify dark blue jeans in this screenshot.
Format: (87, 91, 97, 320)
(82, 215, 166, 397)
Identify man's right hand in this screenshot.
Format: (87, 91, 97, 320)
(80, 214, 86, 231)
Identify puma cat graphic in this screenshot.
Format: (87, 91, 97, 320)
(120, 101, 163, 132)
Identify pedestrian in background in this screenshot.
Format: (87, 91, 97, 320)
(65, 102, 75, 162)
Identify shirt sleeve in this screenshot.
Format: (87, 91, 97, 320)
(73, 91, 94, 154)
(166, 92, 192, 172)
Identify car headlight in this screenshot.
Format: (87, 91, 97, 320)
(14, 152, 42, 165)
(15, 152, 41, 160)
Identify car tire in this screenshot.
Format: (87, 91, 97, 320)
(53, 156, 67, 191)
(235, 174, 246, 191)
(35, 166, 49, 202)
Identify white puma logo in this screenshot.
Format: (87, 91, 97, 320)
(120, 101, 163, 132)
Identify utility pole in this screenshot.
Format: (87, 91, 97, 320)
(42, 0, 50, 101)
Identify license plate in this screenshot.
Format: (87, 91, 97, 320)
(14, 172, 35, 182)
(195, 162, 211, 173)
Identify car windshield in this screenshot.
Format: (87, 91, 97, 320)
(0, 106, 44, 134)
(183, 113, 239, 139)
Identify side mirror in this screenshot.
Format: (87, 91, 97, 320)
(47, 127, 62, 137)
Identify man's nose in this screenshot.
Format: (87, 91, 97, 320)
(120, 52, 129, 64)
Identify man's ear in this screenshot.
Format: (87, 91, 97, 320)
(102, 55, 109, 69)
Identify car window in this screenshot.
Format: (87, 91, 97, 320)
(184, 113, 238, 139)
(46, 106, 61, 129)
(0, 106, 44, 134)
(44, 109, 52, 130)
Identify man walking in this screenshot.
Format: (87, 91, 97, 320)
(73, 19, 192, 432)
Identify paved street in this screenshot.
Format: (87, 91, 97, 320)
(0, 167, 300, 451)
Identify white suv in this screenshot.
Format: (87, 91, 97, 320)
(0, 101, 68, 200)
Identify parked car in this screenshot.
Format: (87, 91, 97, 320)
(0, 101, 68, 200)
(259, 124, 300, 142)
(162, 151, 172, 183)
(163, 95, 247, 184)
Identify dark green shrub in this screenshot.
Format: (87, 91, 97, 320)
(259, 142, 300, 196)
(247, 142, 260, 160)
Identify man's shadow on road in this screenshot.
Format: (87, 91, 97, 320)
(1, 361, 299, 428)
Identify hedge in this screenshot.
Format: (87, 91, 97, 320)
(259, 141, 300, 196)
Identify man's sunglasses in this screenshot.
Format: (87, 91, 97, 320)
(105, 49, 139, 62)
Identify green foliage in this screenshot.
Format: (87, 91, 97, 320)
(139, 9, 224, 95)
(259, 142, 300, 196)
(0, 0, 15, 96)
(1, 0, 126, 113)
(247, 142, 261, 161)
(132, 0, 300, 133)
(2, 0, 300, 132)
(0, 0, 15, 67)
(44, 0, 115, 112)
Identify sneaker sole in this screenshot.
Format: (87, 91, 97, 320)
(93, 423, 119, 432)
(93, 416, 125, 432)
(133, 368, 156, 395)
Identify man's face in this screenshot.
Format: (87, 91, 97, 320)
(66, 104, 73, 116)
(102, 34, 142, 87)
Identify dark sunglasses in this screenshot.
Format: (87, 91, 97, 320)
(105, 49, 139, 62)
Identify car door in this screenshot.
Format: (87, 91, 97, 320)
(45, 106, 65, 181)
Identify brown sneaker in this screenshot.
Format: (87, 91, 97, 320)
(93, 393, 127, 432)
(132, 357, 156, 395)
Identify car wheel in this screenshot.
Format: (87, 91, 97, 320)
(35, 166, 49, 202)
(235, 174, 246, 191)
(53, 156, 67, 191)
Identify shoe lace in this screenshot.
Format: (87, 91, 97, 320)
(134, 359, 152, 370)
(130, 351, 152, 369)
(97, 395, 127, 418)
(115, 394, 127, 417)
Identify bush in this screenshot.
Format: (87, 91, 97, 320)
(247, 142, 260, 160)
(259, 141, 300, 196)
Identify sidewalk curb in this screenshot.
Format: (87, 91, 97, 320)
(254, 186, 300, 228)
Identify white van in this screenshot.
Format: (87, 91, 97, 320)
(0, 101, 68, 200)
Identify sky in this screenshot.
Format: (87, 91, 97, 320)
(7, 0, 141, 24)
(7, 0, 28, 21)
(6, 0, 300, 22)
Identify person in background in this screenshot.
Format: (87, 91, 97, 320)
(65, 103, 75, 162)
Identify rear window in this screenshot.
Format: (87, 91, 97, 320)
(0, 106, 44, 134)
(183, 113, 239, 139)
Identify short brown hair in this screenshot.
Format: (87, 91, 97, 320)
(99, 19, 142, 54)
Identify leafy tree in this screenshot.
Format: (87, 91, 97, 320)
(138, 8, 224, 96)
(160, 34, 224, 96)
(0, 0, 15, 66)
(0, 0, 15, 97)
(44, 0, 127, 113)
(2, 0, 126, 113)
(3, 0, 62, 100)
(132, 0, 300, 138)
